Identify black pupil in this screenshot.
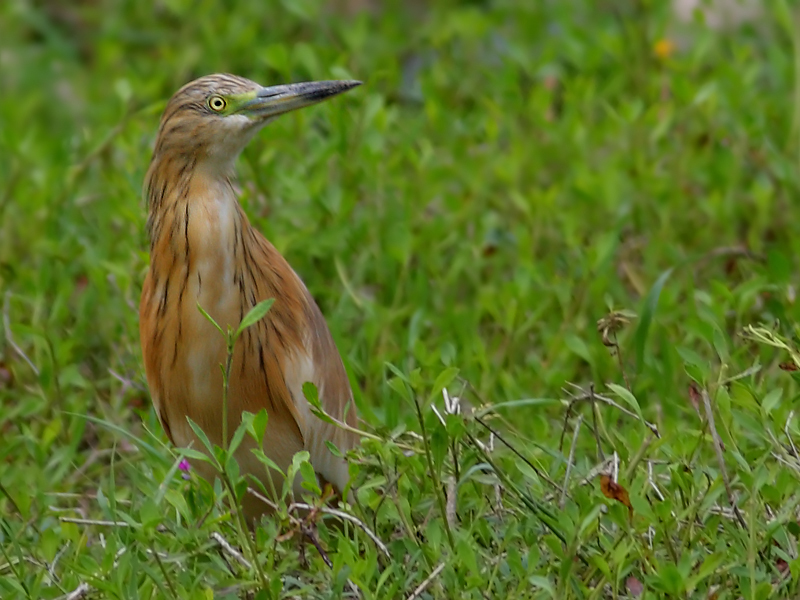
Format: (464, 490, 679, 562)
(212, 98, 222, 109)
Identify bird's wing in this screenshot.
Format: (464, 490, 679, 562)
(240, 228, 357, 491)
(282, 296, 358, 493)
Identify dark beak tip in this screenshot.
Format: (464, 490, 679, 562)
(252, 78, 362, 108)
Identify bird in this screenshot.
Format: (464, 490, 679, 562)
(139, 73, 361, 520)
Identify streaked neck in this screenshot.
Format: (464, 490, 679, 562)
(145, 155, 247, 281)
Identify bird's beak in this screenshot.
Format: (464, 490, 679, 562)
(238, 80, 362, 120)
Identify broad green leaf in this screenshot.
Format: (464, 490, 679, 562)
(324, 440, 343, 457)
(291, 450, 311, 471)
(429, 366, 460, 402)
(225, 453, 241, 487)
(528, 575, 556, 596)
(303, 381, 322, 409)
(606, 383, 644, 423)
(139, 497, 161, 529)
(677, 346, 706, 369)
(196, 302, 224, 336)
(243, 409, 269, 444)
(565, 334, 592, 364)
(235, 298, 275, 338)
(187, 418, 220, 470)
(761, 388, 783, 415)
(299, 461, 321, 495)
(179, 447, 213, 463)
(164, 489, 190, 519)
(227, 415, 249, 457)
(385, 362, 410, 384)
(387, 376, 411, 401)
(251, 448, 282, 473)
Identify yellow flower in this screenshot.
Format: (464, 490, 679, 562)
(654, 38, 675, 59)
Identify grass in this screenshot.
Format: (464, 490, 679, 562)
(1, 0, 800, 598)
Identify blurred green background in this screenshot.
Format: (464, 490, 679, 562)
(2, 0, 800, 598)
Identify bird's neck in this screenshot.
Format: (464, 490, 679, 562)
(145, 156, 249, 295)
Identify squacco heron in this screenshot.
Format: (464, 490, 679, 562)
(139, 74, 361, 519)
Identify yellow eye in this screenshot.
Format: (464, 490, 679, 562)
(208, 96, 227, 112)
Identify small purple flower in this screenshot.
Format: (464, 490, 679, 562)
(179, 459, 191, 480)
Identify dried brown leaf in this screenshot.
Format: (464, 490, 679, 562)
(600, 474, 633, 517)
(688, 382, 702, 415)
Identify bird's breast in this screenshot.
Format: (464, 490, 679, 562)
(142, 184, 251, 446)
(179, 193, 247, 429)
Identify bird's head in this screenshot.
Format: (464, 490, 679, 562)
(151, 73, 360, 174)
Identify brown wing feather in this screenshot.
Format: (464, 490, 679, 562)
(297, 294, 358, 492)
(245, 226, 358, 493)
